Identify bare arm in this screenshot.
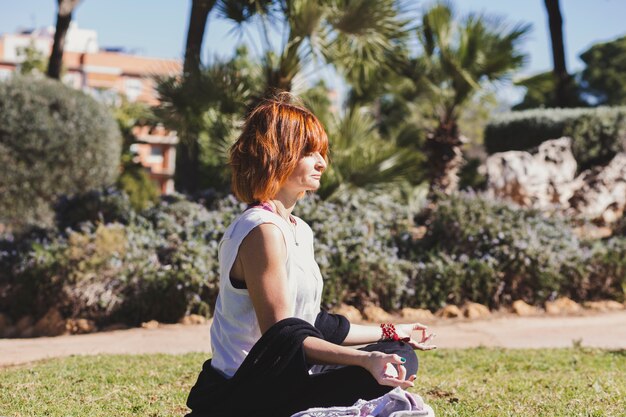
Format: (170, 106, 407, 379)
(239, 223, 414, 388)
(343, 323, 436, 350)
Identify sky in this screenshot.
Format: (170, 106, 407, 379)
(1, 0, 625, 104)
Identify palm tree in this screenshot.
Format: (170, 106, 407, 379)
(176, 0, 219, 193)
(217, 0, 408, 95)
(156, 46, 263, 192)
(47, 0, 82, 79)
(302, 92, 425, 199)
(543, 0, 570, 107)
(403, 2, 530, 196)
(183, 0, 218, 83)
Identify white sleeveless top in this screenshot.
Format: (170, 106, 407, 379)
(209, 207, 324, 378)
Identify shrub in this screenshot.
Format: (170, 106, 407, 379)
(563, 237, 626, 301)
(565, 107, 626, 170)
(484, 107, 588, 154)
(117, 155, 160, 211)
(407, 192, 625, 308)
(0, 193, 245, 326)
(0, 76, 122, 230)
(55, 188, 135, 230)
(2, 190, 624, 328)
(297, 190, 414, 310)
(484, 107, 626, 164)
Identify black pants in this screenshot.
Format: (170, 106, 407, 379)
(285, 341, 419, 414)
(188, 341, 418, 417)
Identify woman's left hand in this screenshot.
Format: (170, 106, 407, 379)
(395, 323, 437, 350)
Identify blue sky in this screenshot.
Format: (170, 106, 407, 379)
(2, 0, 625, 103)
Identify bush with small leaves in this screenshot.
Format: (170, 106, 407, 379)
(55, 188, 135, 231)
(564, 107, 626, 170)
(408, 192, 624, 308)
(297, 190, 414, 310)
(2, 189, 624, 329)
(0, 76, 122, 231)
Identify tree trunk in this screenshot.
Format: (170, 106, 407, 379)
(544, 0, 569, 107)
(175, 132, 201, 195)
(183, 0, 216, 82)
(177, 0, 216, 194)
(426, 119, 464, 197)
(47, 0, 81, 79)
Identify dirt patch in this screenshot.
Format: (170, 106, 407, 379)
(1, 311, 625, 368)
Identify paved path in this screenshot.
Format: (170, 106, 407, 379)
(1, 311, 625, 367)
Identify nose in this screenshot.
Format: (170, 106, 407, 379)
(314, 152, 327, 171)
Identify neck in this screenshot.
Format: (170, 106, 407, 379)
(271, 189, 301, 215)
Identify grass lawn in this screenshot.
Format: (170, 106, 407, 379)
(0, 348, 624, 416)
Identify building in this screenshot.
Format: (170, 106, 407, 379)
(0, 22, 181, 105)
(0, 23, 181, 194)
(130, 125, 178, 195)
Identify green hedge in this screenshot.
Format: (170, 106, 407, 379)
(484, 106, 626, 170)
(0, 76, 122, 230)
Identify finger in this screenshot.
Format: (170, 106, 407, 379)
(397, 364, 407, 381)
(391, 354, 407, 365)
(421, 332, 434, 343)
(409, 374, 417, 382)
(380, 376, 414, 389)
(407, 340, 420, 350)
(416, 344, 437, 351)
(412, 323, 428, 330)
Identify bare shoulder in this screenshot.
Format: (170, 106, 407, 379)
(239, 222, 287, 259)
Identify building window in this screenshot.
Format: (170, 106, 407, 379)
(0, 68, 12, 80)
(148, 145, 164, 163)
(124, 77, 143, 101)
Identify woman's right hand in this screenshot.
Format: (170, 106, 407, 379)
(361, 351, 415, 389)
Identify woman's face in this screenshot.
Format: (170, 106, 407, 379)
(282, 151, 327, 195)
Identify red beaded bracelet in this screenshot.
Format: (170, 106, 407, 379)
(380, 323, 410, 342)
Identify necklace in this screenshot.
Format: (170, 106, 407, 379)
(272, 200, 299, 247)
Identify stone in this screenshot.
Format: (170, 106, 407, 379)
(463, 302, 491, 319)
(485, 137, 578, 209)
(400, 308, 435, 323)
(20, 326, 36, 338)
(34, 308, 67, 337)
(362, 305, 394, 323)
(0, 313, 14, 338)
(65, 318, 97, 334)
(179, 314, 208, 325)
(485, 140, 626, 226)
(331, 304, 363, 323)
(568, 153, 626, 225)
(0, 313, 11, 333)
(435, 305, 462, 318)
(15, 316, 34, 335)
(1, 325, 18, 338)
(102, 323, 129, 332)
(141, 320, 160, 329)
(545, 297, 582, 315)
(512, 300, 540, 316)
(583, 300, 625, 312)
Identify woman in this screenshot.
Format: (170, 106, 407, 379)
(186, 93, 435, 417)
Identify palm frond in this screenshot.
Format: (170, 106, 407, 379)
(319, 106, 425, 198)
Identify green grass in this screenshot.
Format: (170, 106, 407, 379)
(0, 348, 624, 416)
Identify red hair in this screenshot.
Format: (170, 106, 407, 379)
(229, 92, 329, 203)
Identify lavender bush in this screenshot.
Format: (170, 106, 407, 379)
(1, 189, 624, 328)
